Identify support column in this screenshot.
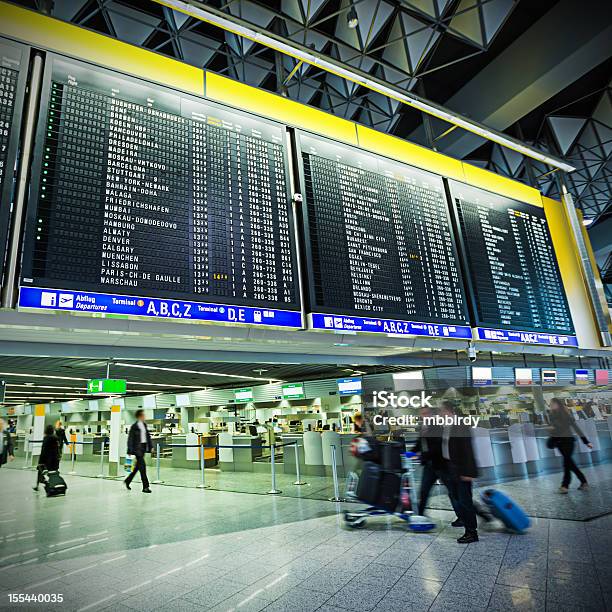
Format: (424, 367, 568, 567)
(31, 404, 46, 460)
(108, 401, 123, 477)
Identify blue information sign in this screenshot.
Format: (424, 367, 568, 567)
(476, 327, 578, 347)
(311, 313, 472, 339)
(18, 287, 303, 329)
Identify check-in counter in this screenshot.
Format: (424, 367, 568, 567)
(171, 434, 217, 468)
(476, 418, 612, 481)
(218, 433, 263, 472)
(284, 431, 354, 477)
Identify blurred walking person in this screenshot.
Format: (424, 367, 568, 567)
(125, 409, 152, 493)
(0, 418, 15, 469)
(55, 420, 69, 463)
(33, 425, 60, 491)
(440, 401, 480, 543)
(412, 406, 460, 518)
(549, 398, 592, 493)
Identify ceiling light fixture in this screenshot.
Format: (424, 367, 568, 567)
(114, 363, 282, 382)
(347, 5, 358, 29)
(153, 0, 576, 173)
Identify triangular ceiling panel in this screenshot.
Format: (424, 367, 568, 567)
(481, 0, 514, 45)
(382, 14, 411, 75)
(169, 8, 191, 31)
(107, 10, 160, 47)
(593, 122, 612, 157)
(402, 13, 440, 73)
(299, 0, 328, 22)
(178, 37, 218, 68)
(356, 0, 394, 49)
(448, 0, 484, 47)
(592, 87, 612, 125)
(404, 0, 436, 18)
(54, 0, 89, 21)
(548, 116, 587, 155)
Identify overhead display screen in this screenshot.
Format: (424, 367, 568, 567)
(449, 181, 575, 344)
(296, 132, 470, 339)
(0, 39, 28, 286)
(19, 56, 301, 328)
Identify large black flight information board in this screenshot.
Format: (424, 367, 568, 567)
(449, 181, 574, 339)
(297, 132, 471, 339)
(0, 39, 28, 286)
(19, 56, 301, 328)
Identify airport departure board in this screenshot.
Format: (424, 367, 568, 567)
(0, 40, 28, 284)
(20, 57, 299, 314)
(449, 181, 574, 335)
(297, 132, 468, 326)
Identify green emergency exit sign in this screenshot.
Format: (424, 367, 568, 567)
(87, 378, 127, 395)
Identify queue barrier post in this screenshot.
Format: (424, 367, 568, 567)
(196, 443, 208, 489)
(152, 442, 163, 484)
(268, 443, 281, 494)
(22, 440, 31, 469)
(329, 445, 346, 502)
(293, 441, 306, 486)
(97, 439, 106, 478)
(69, 443, 76, 475)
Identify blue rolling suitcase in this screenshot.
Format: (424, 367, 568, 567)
(481, 489, 530, 534)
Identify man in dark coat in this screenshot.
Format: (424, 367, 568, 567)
(125, 409, 152, 493)
(412, 406, 461, 518)
(0, 418, 15, 468)
(440, 401, 480, 543)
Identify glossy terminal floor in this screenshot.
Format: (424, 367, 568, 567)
(0, 465, 610, 612)
(7, 457, 611, 520)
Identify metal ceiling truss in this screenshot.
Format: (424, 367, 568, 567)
(467, 83, 612, 226)
(19, 0, 519, 134)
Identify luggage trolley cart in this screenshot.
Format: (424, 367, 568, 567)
(344, 450, 435, 531)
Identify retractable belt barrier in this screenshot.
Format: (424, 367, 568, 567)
(153, 440, 306, 494)
(20, 439, 313, 495)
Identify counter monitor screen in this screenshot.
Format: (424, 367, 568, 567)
(20, 57, 299, 314)
(297, 133, 468, 325)
(449, 181, 574, 336)
(0, 40, 28, 285)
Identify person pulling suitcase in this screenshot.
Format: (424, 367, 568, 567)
(33, 425, 60, 491)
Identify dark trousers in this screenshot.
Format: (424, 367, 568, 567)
(125, 444, 150, 490)
(558, 438, 586, 487)
(448, 476, 478, 532)
(35, 464, 46, 488)
(418, 462, 461, 516)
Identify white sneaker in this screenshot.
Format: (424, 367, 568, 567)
(558, 486, 569, 494)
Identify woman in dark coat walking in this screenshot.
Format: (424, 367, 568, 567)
(33, 425, 60, 491)
(549, 398, 592, 493)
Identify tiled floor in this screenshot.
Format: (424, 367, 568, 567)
(0, 466, 610, 612)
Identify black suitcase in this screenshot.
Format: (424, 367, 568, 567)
(380, 442, 404, 471)
(44, 470, 67, 497)
(356, 461, 380, 504)
(376, 471, 401, 512)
